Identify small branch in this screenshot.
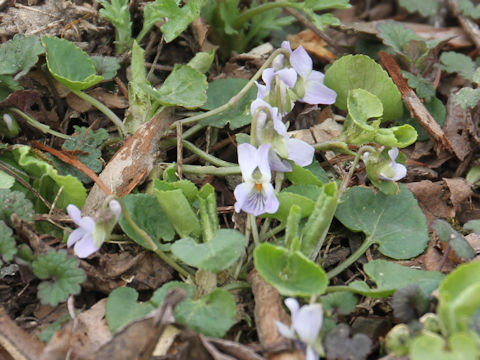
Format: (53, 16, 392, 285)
(378, 52, 453, 154)
(31, 141, 112, 196)
(447, 0, 480, 50)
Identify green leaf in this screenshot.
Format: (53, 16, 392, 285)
(91, 56, 120, 80)
(154, 187, 201, 238)
(324, 55, 403, 121)
(150, 281, 196, 306)
(458, 0, 480, 19)
(153, 179, 199, 203)
(174, 288, 237, 338)
(300, 182, 338, 258)
(0, 35, 44, 79)
(284, 184, 322, 202)
(142, 0, 206, 43)
(143, 65, 207, 109)
(264, 191, 315, 223)
(98, 0, 132, 53)
(13, 146, 86, 208)
(402, 71, 436, 102)
(438, 260, 480, 334)
(200, 78, 257, 129)
(377, 21, 422, 53)
(119, 194, 175, 249)
(440, 51, 476, 80)
(0, 189, 34, 226)
(105, 287, 153, 333)
(433, 219, 475, 260)
(125, 41, 150, 134)
(254, 243, 328, 297)
(187, 49, 215, 74)
(398, 0, 439, 16)
(335, 185, 429, 259)
(410, 332, 479, 360)
(464, 219, 480, 233)
(42, 36, 103, 91)
(0, 220, 16, 264)
(374, 124, 418, 148)
(32, 250, 86, 306)
(50, 126, 108, 184)
(454, 87, 480, 109)
(171, 229, 246, 273)
(348, 259, 444, 298)
(321, 292, 358, 315)
(305, 0, 351, 10)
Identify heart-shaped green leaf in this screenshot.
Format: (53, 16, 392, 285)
(199, 78, 257, 129)
(410, 332, 479, 360)
(254, 243, 328, 297)
(0, 34, 44, 79)
(171, 229, 246, 273)
(347, 259, 444, 298)
(335, 185, 428, 259)
(106, 287, 153, 333)
(438, 261, 480, 334)
(324, 54, 403, 121)
(42, 36, 103, 91)
(174, 288, 236, 338)
(154, 187, 200, 238)
(144, 64, 207, 109)
(119, 194, 175, 249)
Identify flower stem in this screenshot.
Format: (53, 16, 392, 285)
(339, 145, 376, 195)
(116, 196, 192, 278)
(314, 141, 356, 156)
(71, 89, 126, 137)
(249, 214, 260, 247)
(9, 108, 70, 140)
(182, 164, 240, 176)
(326, 236, 375, 279)
(260, 223, 285, 242)
(233, 1, 303, 29)
(171, 48, 290, 129)
(182, 140, 237, 167)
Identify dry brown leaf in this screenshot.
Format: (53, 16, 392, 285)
(66, 88, 128, 113)
(444, 94, 474, 161)
(443, 178, 472, 213)
(287, 29, 336, 61)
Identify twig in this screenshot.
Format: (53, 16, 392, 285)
(31, 141, 112, 195)
(284, 7, 346, 55)
(447, 0, 480, 50)
(378, 51, 453, 154)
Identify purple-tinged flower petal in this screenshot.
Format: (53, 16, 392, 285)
(78, 216, 96, 233)
(276, 68, 298, 88)
(234, 182, 255, 213)
(276, 321, 296, 340)
(379, 148, 407, 181)
(290, 46, 313, 79)
(237, 143, 259, 180)
(234, 182, 278, 216)
(67, 204, 82, 226)
(109, 200, 122, 221)
(287, 138, 315, 167)
(74, 235, 100, 258)
(262, 68, 275, 91)
(256, 143, 272, 179)
(272, 54, 286, 71)
(269, 151, 292, 172)
(285, 298, 300, 318)
(281, 40, 292, 53)
(302, 71, 337, 105)
(293, 303, 323, 344)
(306, 346, 319, 360)
(251, 99, 286, 136)
(67, 228, 85, 247)
(256, 81, 267, 100)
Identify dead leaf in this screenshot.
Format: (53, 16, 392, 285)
(83, 107, 175, 215)
(444, 94, 474, 161)
(443, 178, 472, 213)
(287, 29, 336, 61)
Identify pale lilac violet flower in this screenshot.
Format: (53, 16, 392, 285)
(379, 147, 407, 181)
(276, 298, 324, 360)
(67, 200, 122, 258)
(234, 143, 279, 216)
(250, 99, 315, 172)
(289, 45, 337, 105)
(67, 204, 99, 258)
